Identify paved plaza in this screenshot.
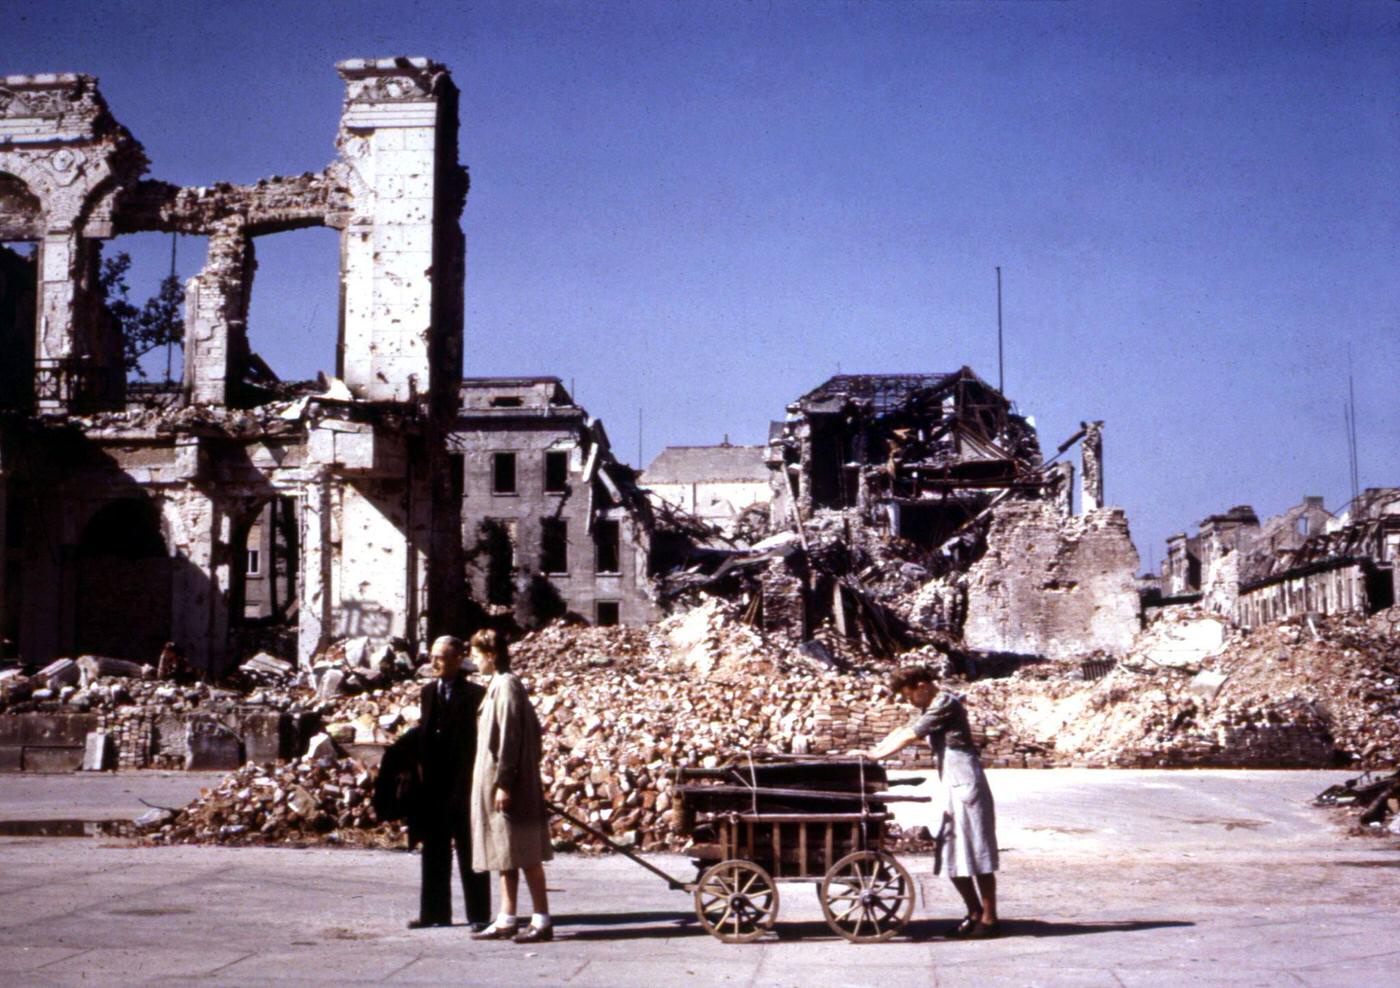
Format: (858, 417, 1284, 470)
(1, 769, 1397, 987)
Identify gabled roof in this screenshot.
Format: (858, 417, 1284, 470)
(642, 445, 769, 485)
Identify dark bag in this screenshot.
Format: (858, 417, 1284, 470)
(373, 726, 423, 831)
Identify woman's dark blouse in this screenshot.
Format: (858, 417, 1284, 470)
(910, 692, 975, 763)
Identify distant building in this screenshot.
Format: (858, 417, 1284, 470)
(450, 378, 659, 628)
(641, 443, 770, 535)
(1160, 491, 1398, 625)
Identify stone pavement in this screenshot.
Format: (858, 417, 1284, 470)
(1, 769, 1397, 987)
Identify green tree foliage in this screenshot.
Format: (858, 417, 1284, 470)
(98, 251, 184, 379)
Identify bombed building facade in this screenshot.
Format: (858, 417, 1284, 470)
(1161, 490, 1399, 626)
(651, 370, 1141, 659)
(453, 377, 659, 629)
(0, 59, 667, 680)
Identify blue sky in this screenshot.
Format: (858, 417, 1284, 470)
(6, 1, 1397, 571)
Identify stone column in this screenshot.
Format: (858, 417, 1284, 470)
(1080, 420, 1104, 513)
(34, 230, 82, 410)
(163, 488, 231, 678)
(297, 474, 335, 667)
(183, 226, 253, 406)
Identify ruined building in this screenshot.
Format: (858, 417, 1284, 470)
(766, 369, 1047, 549)
(640, 442, 770, 536)
(655, 370, 1141, 658)
(1162, 490, 1399, 626)
(0, 59, 474, 674)
(453, 377, 658, 628)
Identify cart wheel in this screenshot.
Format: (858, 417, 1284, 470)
(820, 851, 916, 942)
(693, 859, 780, 943)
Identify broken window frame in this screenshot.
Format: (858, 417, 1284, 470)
(544, 450, 569, 494)
(595, 600, 620, 627)
(492, 451, 517, 495)
(540, 518, 569, 574)
(594, 518, 621, 574)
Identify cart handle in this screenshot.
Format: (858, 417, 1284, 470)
(545, 800, 690, 891)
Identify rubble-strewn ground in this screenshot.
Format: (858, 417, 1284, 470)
(124, 598, 1399, 851)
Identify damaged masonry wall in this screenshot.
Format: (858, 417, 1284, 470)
(963, 501, 1141, 659)
(0, 59, 467, 673)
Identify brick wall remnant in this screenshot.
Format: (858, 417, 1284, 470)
(963, 501, 1140, 659)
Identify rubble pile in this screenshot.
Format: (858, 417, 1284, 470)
(148, 739, 399, 847)
(1314, 768, 1400, 837)
(950, 608, 1400, 769)
(513, 602, 902, 851)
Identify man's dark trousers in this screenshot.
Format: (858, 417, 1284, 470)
(418, 673, 491, 926)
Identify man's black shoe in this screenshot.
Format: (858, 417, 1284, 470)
(467, 922, 489, 934)
(407, 918, 449, 929)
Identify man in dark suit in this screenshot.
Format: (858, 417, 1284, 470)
(409, 635, 491, 930)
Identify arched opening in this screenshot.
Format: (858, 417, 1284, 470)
(0, 171, 41, 410)
(74, 498, 172, 663)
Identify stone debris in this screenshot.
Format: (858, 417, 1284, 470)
(145, 598, 1398, 852)
(150, 746, 396, 847)
(1314, 768, 1400, 836)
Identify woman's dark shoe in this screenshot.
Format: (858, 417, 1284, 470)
(944, 915, 979, 938)
(966, 921, 1001, 939)
(513, 924, 554, 944)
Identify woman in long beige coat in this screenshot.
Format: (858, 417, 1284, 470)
(468, 629, 555, 943)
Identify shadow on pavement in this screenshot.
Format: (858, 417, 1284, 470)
(906, 918, 1196, 941)
(552, 912, 1195, 942)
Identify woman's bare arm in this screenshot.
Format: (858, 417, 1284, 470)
(856, 725, 918, 760)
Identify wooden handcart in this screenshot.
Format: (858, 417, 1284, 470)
(549, 753, 929, 943)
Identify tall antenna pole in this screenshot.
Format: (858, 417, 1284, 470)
(996, 266, 1004, 394)
(1347, 344, 1360, 504)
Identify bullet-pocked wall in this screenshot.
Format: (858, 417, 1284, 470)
(0, 59, 468, 674)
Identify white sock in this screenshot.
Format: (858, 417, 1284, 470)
(530, 912, 552, 928)
(495, 913, 518, 928)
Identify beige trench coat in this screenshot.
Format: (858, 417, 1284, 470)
(470, 672, 553, 871)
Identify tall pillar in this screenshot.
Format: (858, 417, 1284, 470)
(183, 225, 254, 406)
(1080, 420, 1104, 513)
(335, 58, 460, 404)
(1052, 460, 1074, 517)
(297, 474, 335, 666)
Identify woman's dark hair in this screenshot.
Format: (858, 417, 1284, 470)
(470, 627, 510, 671)
(888, 665, 935, 693)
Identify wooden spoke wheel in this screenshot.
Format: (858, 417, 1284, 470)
(693, 859, 780, 943)
(820, 850, 916, 943)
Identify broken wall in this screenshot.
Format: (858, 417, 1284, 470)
(963, 501, 1140, 659)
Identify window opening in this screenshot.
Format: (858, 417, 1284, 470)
(596, 601, 620, 627)
(544, 450, 569, 493)
(492, 452, 517, 494)
(99, 232, 203, 386)
(594, 519, 620, 574)
(246, 548, 262, 577)
(490, 395, 523, 407)
(245, 226, 338, 386)
(540, 518, 568, 574)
